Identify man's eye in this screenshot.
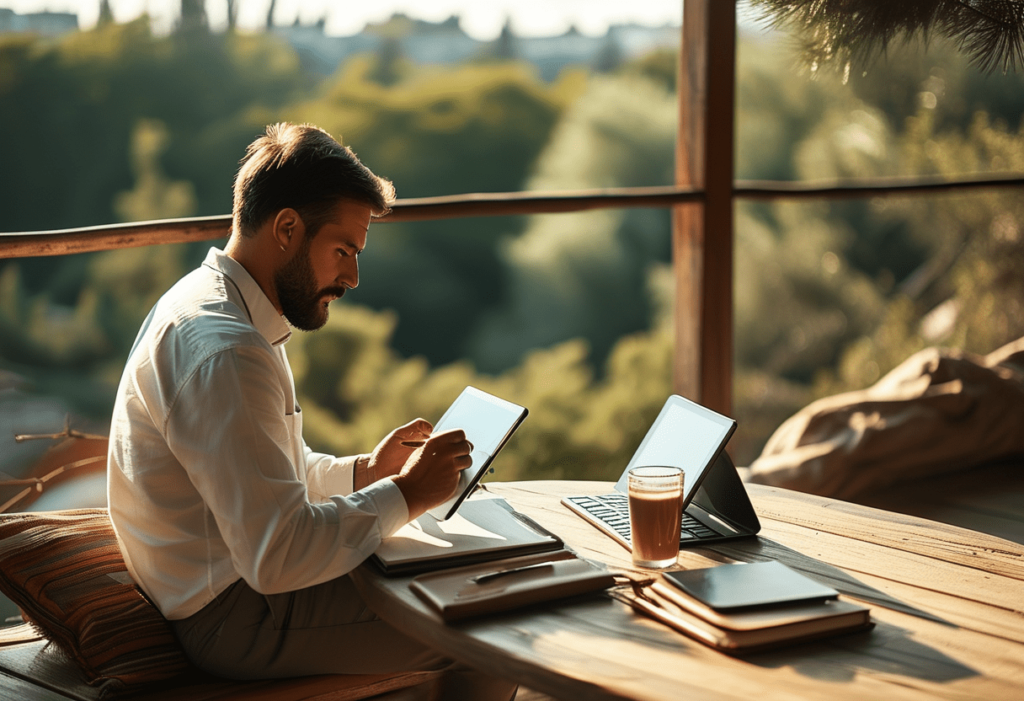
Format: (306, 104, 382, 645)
(338, 249, 349, 257)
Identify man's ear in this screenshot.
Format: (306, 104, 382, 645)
(272, 208, 306, 253)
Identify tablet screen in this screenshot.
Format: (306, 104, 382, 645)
(425, 386, 528, 520)
(613, 395, 736, 507)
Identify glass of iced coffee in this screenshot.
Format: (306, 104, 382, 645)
(627, 466, 684, 569)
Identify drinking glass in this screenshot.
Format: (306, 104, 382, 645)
(628, 466, 684, 569)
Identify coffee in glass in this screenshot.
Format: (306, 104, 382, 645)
(628, 466, 683, 569)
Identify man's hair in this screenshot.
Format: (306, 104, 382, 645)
(233, 123, 395, 239)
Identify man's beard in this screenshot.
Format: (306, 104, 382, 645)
(273, 241, 347, 331)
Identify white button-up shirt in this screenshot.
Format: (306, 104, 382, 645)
(108, 248, 408, 620)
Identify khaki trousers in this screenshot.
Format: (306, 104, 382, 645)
(169, 575, 517, 699)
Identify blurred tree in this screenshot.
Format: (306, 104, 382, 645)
(97, 0, 114, 27)
(290, 58, 570, 366)
(3, 19, 1023, 478)
(114, 119, 197, 223)
(0, 21, 308, 416)
(488, 20, 518, 61)
(179, 0, 208, 34)
(226, 0, 238, 32)
(815, 110, 1024, 396)
(467, 72, 676, 372)
(367, 37, 405, 86)
(265, 0, 276, 30)
(594, 34, 624, 73)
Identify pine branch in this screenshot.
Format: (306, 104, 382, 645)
(749, 0, 1024, 74)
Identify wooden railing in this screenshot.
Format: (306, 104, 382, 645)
(3, 174, 1022, 259)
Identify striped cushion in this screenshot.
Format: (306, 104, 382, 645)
(0, 508, 189, 696)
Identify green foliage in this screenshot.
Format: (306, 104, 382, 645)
(730, 33, 1024, 463)
(3, 21, 1024, 481)
(468, 72, 676, 371)
(284, 57, 571, 366)
(813, 110, 1024, 397)
(292, 297, 674, 484)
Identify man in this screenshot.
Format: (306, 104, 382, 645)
(107, 123, 517, 698)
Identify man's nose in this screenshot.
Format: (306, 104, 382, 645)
(340, 258, 359, 289)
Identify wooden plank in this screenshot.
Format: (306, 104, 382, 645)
(381, 187, 701, 222)
(0, 667, 74, 701)
(0, 641, 95, 701)
(745, 486, 1024, 580)
(736, 174, 1024, 200)
(673, 0, 735, 415)
(0, 216, 232, 260)
(0, 638, 440, 701)
(0, 188, 700, 260)
(855, 462, 1024, 546)
(3, 174, 1021, 260)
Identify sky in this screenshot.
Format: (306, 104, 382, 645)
(3, 0, 690, 39)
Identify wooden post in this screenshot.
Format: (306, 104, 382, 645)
(673, 0, 736, 415)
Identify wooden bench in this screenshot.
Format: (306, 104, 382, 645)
(0, 623, 444, 701)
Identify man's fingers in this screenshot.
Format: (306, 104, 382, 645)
(425, 429, 471, 455)
(396, 418, 432, 439)
(430, 428, 466, 443)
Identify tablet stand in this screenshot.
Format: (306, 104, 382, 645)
(688, 452, 761, 537)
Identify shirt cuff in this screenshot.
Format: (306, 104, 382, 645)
(360, 478, 410, 539)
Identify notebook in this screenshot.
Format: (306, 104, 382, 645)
(613, 576, 872, 654)
(562, 395, 760, 550)
(410, 550, 615, 621)
(372, 497, 563, 576)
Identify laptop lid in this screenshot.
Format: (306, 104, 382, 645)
(612, 395, 736, 510)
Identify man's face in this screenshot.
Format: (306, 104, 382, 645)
(274, 199, 371, 331)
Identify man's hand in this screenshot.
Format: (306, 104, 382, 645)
(354, 418, 433, 490)
(391, 429, 473, 521)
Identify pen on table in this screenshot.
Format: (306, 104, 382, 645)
(471, 561, 557, 584)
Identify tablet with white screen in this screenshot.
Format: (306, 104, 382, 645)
(561, 395, 751, 551)
(611, 394, 736, 508)
(425, 386, 528, 521)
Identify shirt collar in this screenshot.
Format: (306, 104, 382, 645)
(202, 247, 292, 346)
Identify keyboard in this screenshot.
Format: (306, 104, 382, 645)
(563, 492, 720, 546)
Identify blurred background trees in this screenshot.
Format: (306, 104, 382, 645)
(1, 5, 1023, 488)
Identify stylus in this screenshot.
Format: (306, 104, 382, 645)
(471, 561, 555, 584)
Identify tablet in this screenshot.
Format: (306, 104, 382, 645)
(425, 386, 528, 521)
(612, 394, 736, 510)
(663, 561, 839, 611)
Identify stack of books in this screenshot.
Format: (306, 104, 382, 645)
(613, 561, 873, 654)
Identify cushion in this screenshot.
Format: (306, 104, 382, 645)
(0, 508, 190, 697)
(747, 337, 1024, 500)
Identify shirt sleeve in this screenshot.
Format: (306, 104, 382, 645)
(304, 446, 409, 538)
(164, 343, 409, 595)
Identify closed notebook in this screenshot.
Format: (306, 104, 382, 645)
(613, 578, 871, 654)
(372, 497, 563, 576)
(411, 551, 616, 621)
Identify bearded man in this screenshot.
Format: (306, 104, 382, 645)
(106, 123, 517, 699)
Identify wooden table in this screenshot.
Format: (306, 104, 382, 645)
(350, 480, 1024, 701)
